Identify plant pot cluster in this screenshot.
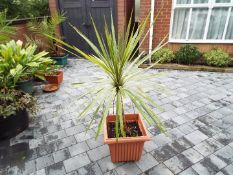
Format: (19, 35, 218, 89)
(0, 40, 56, 140)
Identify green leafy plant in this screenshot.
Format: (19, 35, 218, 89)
(203, 48, 232, 67)
(152, 48, 175, 63)
(28, 13, 66, 56)
(0, 40, 55, 89)
(175, 44, 201, 65)
(0, 0, 49, 19)
(0, 88, 37, 117)
(0, 10, 15, 43)
(50, 14, 168, 139)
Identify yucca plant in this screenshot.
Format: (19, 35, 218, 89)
(50, 14, 168, 139)
(0, 10, 15, 44)
(28, 13, 66, 56)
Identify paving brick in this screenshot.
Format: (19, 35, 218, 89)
(170, 137, 193, 153)
(152, 134, 172, 148)
(74, 130, 95, 143)
(136, 153, 159, 172)
(86, 134, 104, 149)
(77, 163, 102, 175)
(192, 155, 227, 175)
(65, 124, 86, 136)
(184, 130, 208, 145)
(68, 141, 90, 156)
(214, 146, 233, 164)
(8, 160, 36, 175)
(116, 163, 142, 175)
(44, 130, 67, 143)
(46, 162, 66, 175)
(87, 145, 109, 161)
(61, 120, 75, 129)
(193, 138, 224, 156)
(222, 164, 233, 175)
(29, 169, 46, 175)
(152, 144, 178, 163)
(36, 142, 58, 157)
(144, 163, 174, 175)
(56, 136, 77, 150)
(178, 167, 198, 175)
(35, 154, 54, 170)
(144, 140, 159, 152)
(64, 152, 91, 173)
(97, 156, 123, 173)
(181, 148, 204, 164)
(164, 154, 192, 174)
(29, 137, 45, 149)
(52, 148, 70, 163)
(103, 169, 118, 175)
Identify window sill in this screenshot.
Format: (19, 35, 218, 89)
(168, 39, 233, 44)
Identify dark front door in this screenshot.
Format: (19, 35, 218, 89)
(58, 0, 116, 55)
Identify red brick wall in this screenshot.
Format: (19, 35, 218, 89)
(117, 0, 134, 33)
(139, 0, 172, 52)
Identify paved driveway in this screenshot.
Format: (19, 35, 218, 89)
(1, 59, 233, 175)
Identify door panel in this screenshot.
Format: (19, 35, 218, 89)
(58, 0, 115, 55)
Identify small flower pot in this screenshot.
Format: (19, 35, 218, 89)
(45, 70, 63, 85)
(0, 109, 29, 140)
(16, 78, 34, 94)
(51, 54, 68, 66)
(104, 114, 150, 163)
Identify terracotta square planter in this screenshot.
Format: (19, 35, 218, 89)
(45, 70, 63, 85)
(104, 114, 150, 163)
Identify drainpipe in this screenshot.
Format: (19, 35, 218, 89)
(149, 0, 155, 64)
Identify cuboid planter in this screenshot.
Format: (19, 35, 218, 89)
(104, 114, 150, 163)
(51, 54, 68, 66)
(45, 70, 63, 84)
(0, 109, 29, 140)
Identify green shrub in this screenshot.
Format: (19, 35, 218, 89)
(203, 49, 231, 67)
(152, 48, 175, 63)
(0, 0, 49, 19)
(175, 44, 201, 65)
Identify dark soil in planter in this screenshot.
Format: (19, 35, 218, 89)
(108, 122, 142, 138)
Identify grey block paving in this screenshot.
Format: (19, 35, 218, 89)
(136, 153, 159, 172)
(116, 163, 142, 175)
(63, 152, 91, 173)
(1, 59, 233, 174)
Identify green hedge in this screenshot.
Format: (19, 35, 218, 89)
(0, 0, 49, 19)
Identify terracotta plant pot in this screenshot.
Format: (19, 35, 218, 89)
(45, 70, 63, 85)
(104, 114, 150, 163)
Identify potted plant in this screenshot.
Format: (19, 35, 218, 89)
(44, 67, 63, 85)
(0, 40, 54, 94)
(52, 15, 167, 162)
(28, 13, 68, 66)
(0, 88, 37, 140)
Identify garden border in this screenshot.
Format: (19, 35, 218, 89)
(139, 64, 233, 73)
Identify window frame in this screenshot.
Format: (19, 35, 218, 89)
(169, 0, 233, 43)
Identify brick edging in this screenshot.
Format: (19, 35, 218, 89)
(139, 64, 233, 73)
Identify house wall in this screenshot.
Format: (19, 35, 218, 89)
(140, 0, 233, 54)
(117, 0, 134, 33)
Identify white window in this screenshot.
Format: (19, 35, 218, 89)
(169, 0, 233, 43)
